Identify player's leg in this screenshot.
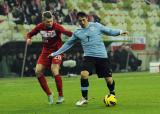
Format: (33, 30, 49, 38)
(76, 56, 94, 106)
(51, 63, 64, 104)
(80, 70, 89, 100)
(35, 64, 53, 104)
(75, 70, 90, 106)
(96, 58, 115, 95)
(36, 52, 54, 104)
(105, 77, 115, 95)
(51, 55, 64, 104)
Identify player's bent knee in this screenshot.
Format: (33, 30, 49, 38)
(51, 69, 59, 76)
(35, 70, 42, 77)
(105, 77, 113, 84)
(81, 70, 89, 79)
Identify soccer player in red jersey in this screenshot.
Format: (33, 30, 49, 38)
(26, 11, 72, 104)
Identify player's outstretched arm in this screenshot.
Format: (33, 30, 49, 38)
(56, 23, 73, 37)
(120, 31, 129, 36)
(48, 34, 78, 58)
(25, 25, 40, 45)
(26, 38, 32, 45)
(25, 34, 32, 45)
(97, 22, 128, 36)
(48, 42, 74, 58)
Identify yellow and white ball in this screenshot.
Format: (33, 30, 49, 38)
(104, 94, 117, 106)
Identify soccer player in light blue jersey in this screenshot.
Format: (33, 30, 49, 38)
(49, 12, 128, 106)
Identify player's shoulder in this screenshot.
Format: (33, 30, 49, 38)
(52, 22, 62, 27)
(89, 22, 96, 25)
(36, 23, 43, 27)
(90, 22, 103, 27)
(73, 28, 82, 35)
(52, 22, 65, 30)
(35, 23, 44, 29)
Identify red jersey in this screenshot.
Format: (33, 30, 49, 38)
(27, 22, 72, 52)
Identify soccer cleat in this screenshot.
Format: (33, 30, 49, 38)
(56, 96, 64, 104)
(48, 94, 54, 105)
(75, 97, 88, 106)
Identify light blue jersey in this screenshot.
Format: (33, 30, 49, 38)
(51, 22, 122, 58)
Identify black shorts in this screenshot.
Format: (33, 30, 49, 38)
(81, 56, 112, 78)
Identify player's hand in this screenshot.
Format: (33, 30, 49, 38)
(26, 38, 32, 45)
(48, 53, 55, 58)
(121, 31, 129, 36)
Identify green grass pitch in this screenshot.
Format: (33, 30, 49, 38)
(0, 72, 160, 114)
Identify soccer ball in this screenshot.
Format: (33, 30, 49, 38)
(104, 94, 117, 106)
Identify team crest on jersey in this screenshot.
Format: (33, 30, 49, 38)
(40, 30, 56, 38)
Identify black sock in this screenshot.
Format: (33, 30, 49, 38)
(81, 78, 89, 100)
(107, 80, 115, 95)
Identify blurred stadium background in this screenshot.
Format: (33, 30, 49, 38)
(0, 1, 160, 114)
(0, 0, 160, 77)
